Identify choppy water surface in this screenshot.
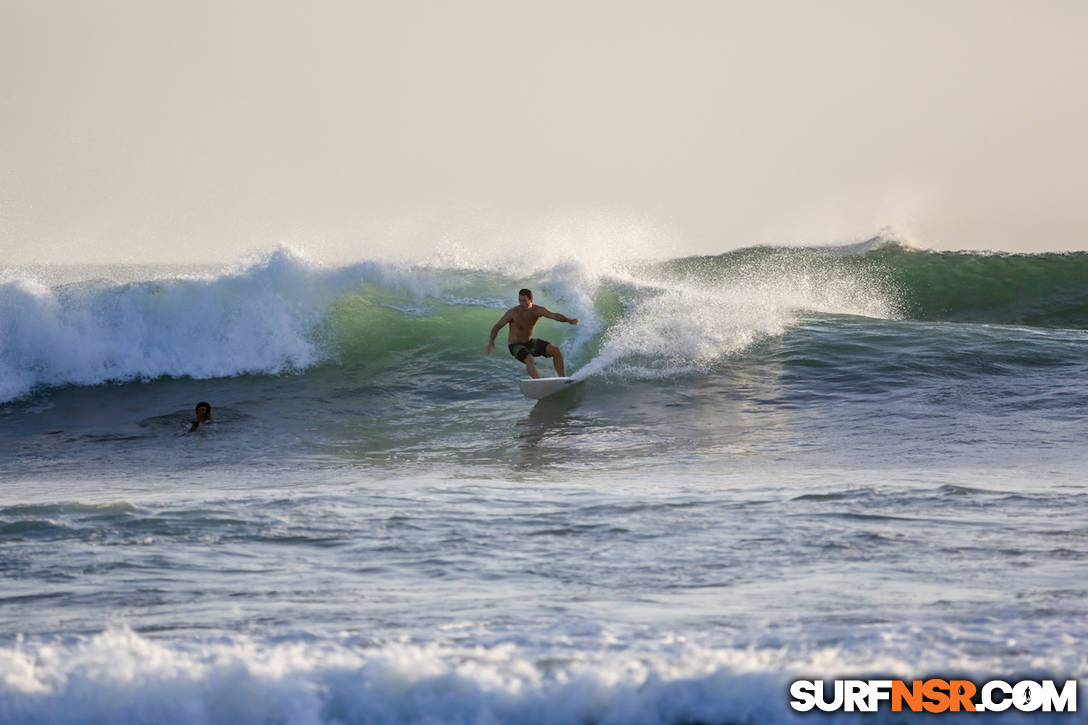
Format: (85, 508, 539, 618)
(2, 241, 1086, 723)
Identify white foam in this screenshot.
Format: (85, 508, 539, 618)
(0, 248, 442, 402)
(1, 626, 1081, 724)
(0, 628, 783, 724)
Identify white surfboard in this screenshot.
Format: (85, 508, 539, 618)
(518, 376, 579, 400)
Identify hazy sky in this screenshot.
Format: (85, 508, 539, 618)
(2, 0, 1086, 263)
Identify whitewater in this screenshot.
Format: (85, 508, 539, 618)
(2, 240, 1086, 723)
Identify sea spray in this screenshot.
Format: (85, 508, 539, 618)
(577, 249, 900, 379)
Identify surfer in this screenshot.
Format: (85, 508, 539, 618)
(188, 401, 213, 432)
(487, 289, 578, 378)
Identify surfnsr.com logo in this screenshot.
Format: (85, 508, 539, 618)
(790, 679, 1078, 713)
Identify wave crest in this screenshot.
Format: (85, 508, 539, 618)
(4, 240, 1085, 402)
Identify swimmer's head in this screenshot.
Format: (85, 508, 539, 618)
(194, 402, 212, 420)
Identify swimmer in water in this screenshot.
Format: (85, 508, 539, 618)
(188, 401, 212, 432)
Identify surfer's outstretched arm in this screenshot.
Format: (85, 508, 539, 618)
(537, 306, 579, 325)
(487, 309, 513, 353)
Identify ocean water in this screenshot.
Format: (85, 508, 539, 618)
(1, 240, 1086, 723)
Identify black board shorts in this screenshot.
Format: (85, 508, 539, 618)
(508, 338, 551, 363)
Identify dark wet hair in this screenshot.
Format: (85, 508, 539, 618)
(518, 288, 533, 300)
(195, 401, 211, 413)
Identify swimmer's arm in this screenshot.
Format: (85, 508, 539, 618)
(537, 306, 579, 325)
(487, 309, 514, 353)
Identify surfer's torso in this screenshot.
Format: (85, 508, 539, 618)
(505, 304, 551, 344)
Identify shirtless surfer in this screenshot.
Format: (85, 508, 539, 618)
(487, 289, 579, 378)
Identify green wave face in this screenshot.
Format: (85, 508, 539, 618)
(318, 241, 1088, 382)
(868, 245, 1088, 327)
(651, 241, 1088, 328)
